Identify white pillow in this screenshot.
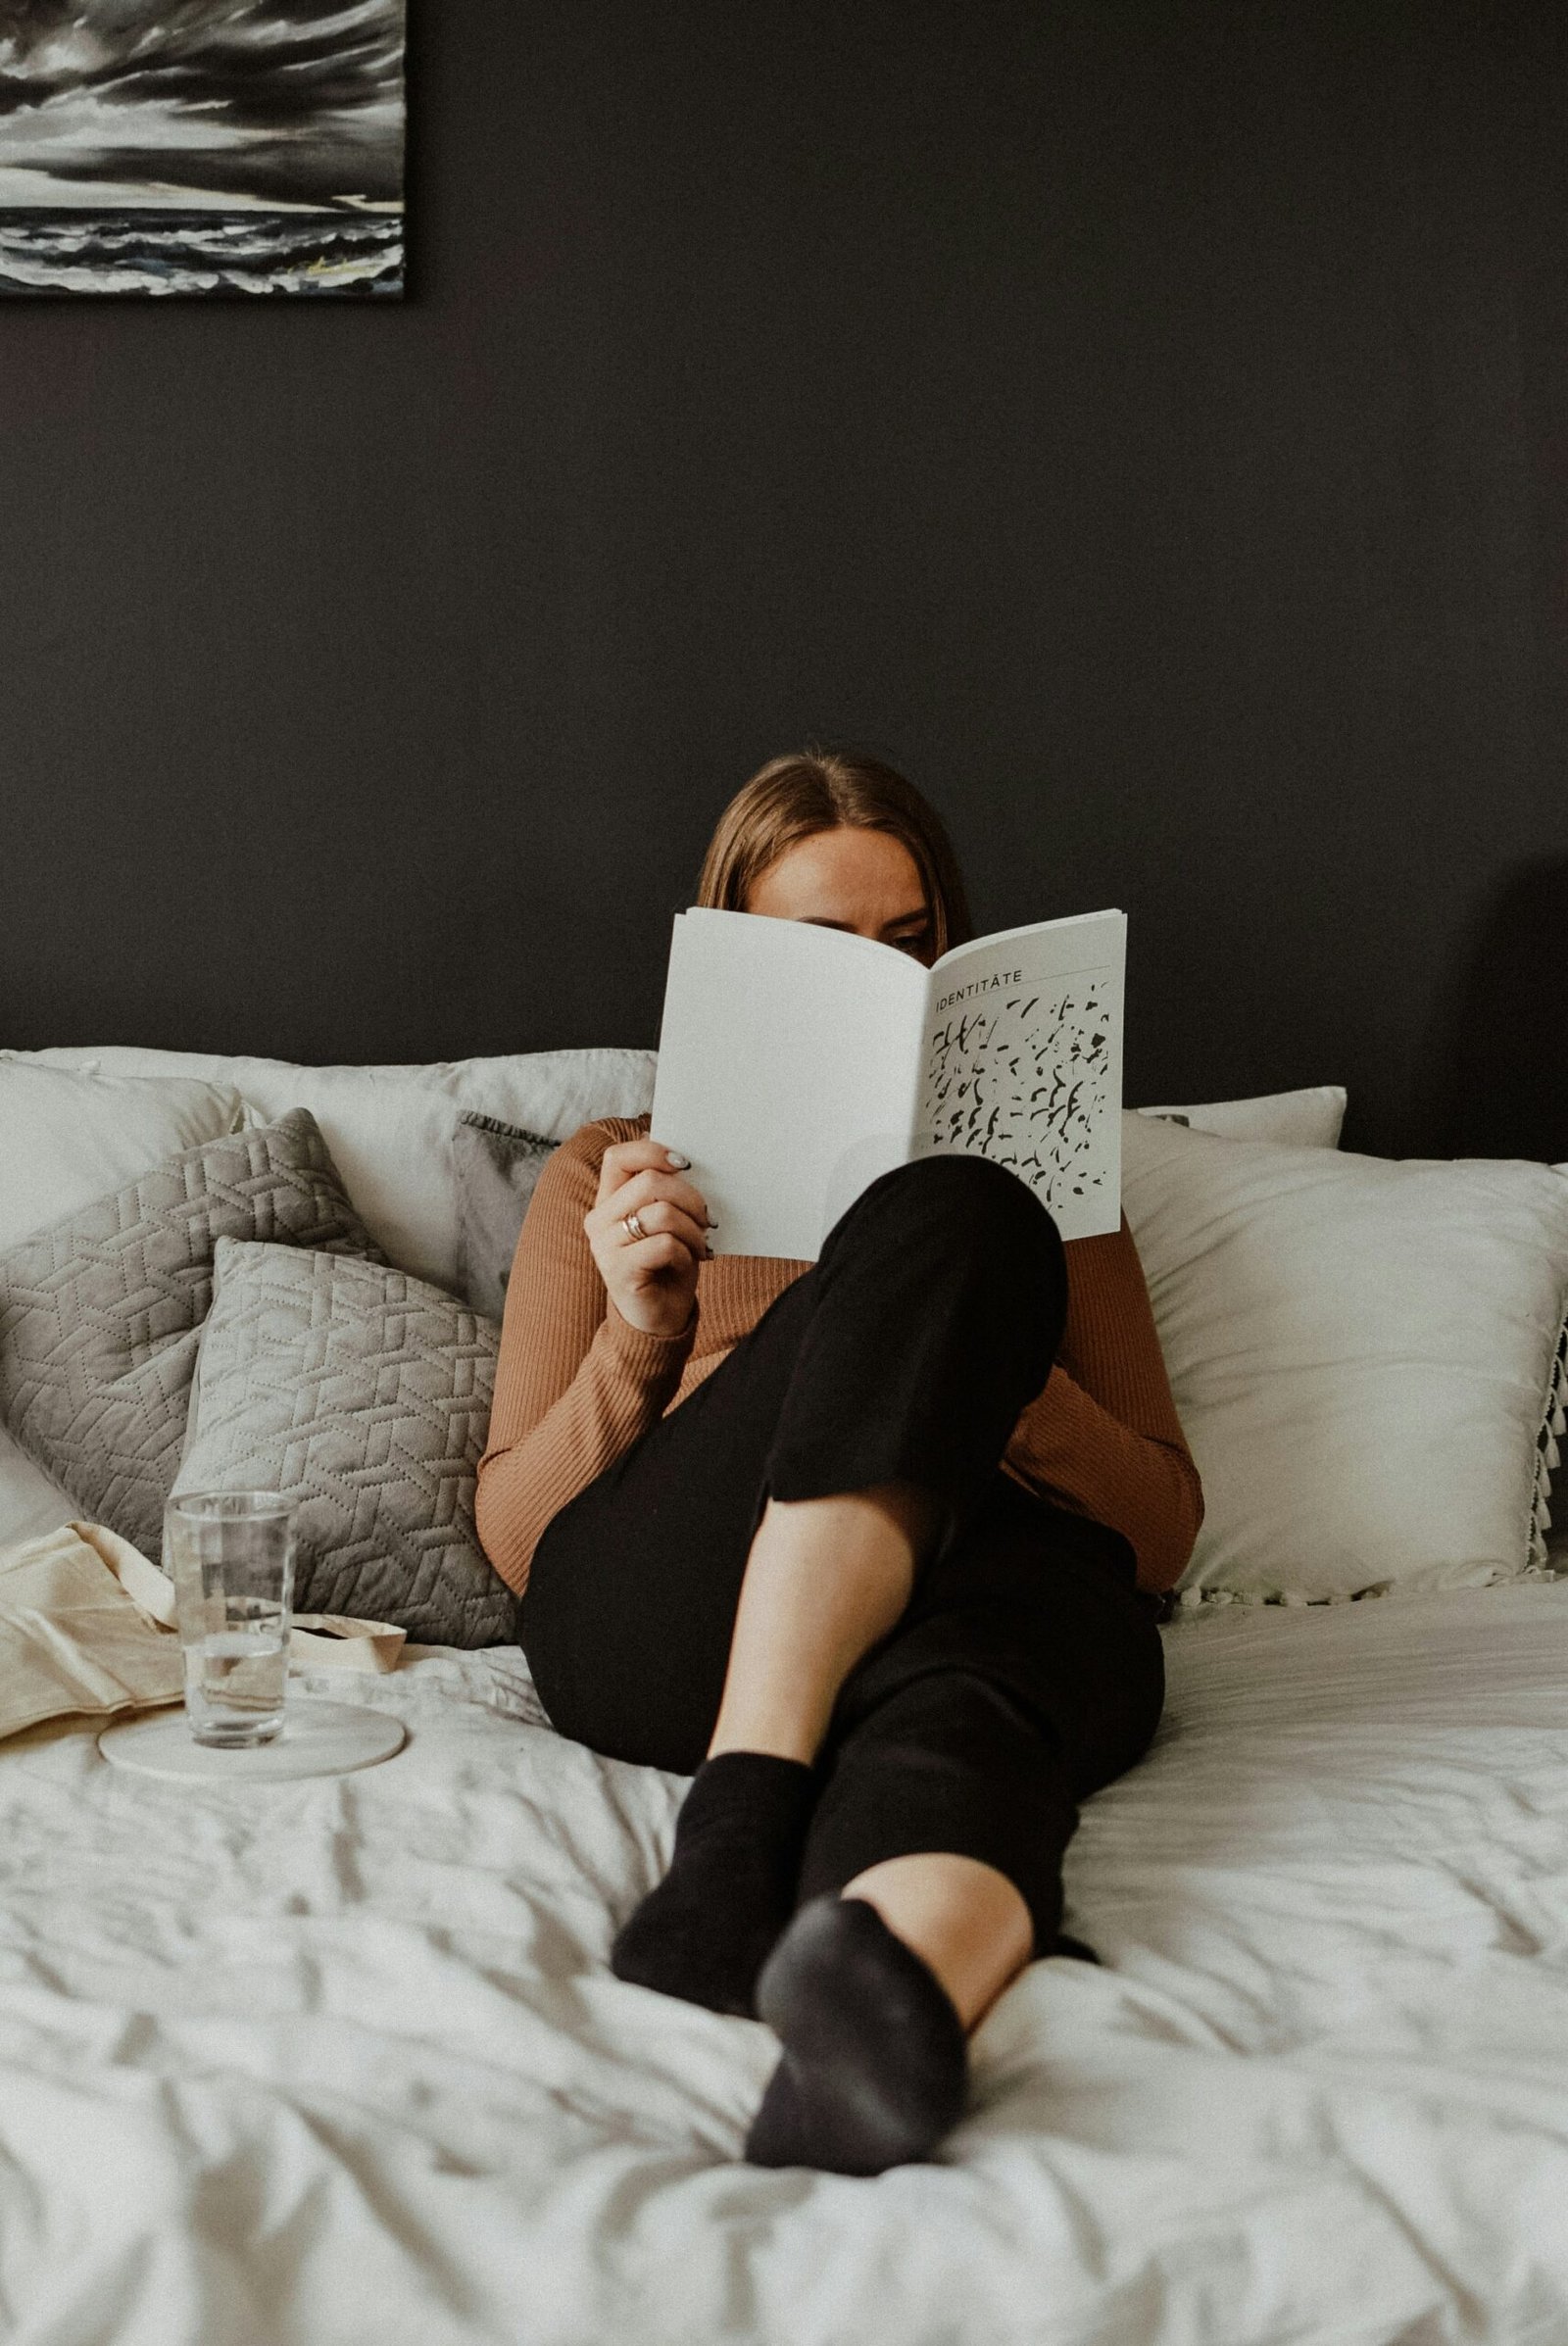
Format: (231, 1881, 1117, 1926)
(0, 1059, 248, 1253)
(8, 1050, 1336, 1287)
(1137, 1084, 1347, 1148)
(10, 1046, 656, 1294)
(1123, 1114, 1568, 1600)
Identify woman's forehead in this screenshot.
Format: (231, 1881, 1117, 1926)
(749, 826, 925, 913)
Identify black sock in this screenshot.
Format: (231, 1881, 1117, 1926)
(744, 1895, 968, 2175)
(610, 1752, 818, 2017)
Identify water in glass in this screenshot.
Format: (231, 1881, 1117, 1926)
(184, 1605, 290, 1742)
(165, 1491, 297, 1747)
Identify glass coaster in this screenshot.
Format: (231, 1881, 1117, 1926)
(98, 1697, 407, 1783)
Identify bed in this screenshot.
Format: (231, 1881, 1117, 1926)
(0, 1569, 1565, 2346)
(2, 1049, 1566, 2345)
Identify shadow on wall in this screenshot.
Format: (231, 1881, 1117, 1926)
(1421, 858, 1568, 1166)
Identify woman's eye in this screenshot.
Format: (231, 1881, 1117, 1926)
(892, 933, 929, 956)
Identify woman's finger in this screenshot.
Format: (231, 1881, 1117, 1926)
(596, 1166, 714, 1231)
(616, 1232, 694, 1281)
(596, 1139, 691, 1208)
(602, 1197, 710, 1257)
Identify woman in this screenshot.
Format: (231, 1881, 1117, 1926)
(476, 750, 1201, 2176)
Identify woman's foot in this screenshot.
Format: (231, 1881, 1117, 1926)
(744, 1895, 968, 2174)
(610, 1752, 817, 2017)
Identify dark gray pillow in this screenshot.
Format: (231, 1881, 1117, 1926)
(176, 1238, 513, 1647)
(453, 1111, 557, 1319)
(0, 1110, 379, 1560)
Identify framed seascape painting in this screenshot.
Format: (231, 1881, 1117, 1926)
(0, 2, 405, 296)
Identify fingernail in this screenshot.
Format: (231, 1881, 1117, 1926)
(665, 1149, 691, 1169)
(707, 1215, 718, 1229)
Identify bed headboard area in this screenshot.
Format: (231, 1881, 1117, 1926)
(1, 1, 1563, 1165)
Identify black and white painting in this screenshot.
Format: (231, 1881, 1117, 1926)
(0, 1, 405, 296)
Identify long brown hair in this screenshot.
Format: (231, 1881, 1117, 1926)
(695, 749, 973, 959)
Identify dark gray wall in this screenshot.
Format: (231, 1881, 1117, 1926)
(3, 1, 1565, 1159)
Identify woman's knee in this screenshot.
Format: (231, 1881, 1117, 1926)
(825, 1154, 1065, 1296)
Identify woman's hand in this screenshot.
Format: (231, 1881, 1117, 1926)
(585, 1139, 714, 1340)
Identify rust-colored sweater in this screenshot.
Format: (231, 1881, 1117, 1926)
(477, 1117, 1203, 1600)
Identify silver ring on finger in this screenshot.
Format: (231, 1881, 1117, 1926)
(621, 1210, 648, 1243)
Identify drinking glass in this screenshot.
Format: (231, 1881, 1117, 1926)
(165, 1492, 296, 1747)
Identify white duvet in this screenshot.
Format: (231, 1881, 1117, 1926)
(1, 1582, 1566, 2346)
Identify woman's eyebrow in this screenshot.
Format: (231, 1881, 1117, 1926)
(798, 909, 930, 933)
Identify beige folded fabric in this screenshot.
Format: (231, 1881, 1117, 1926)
(74, 1523, 408, 1674)
(288, 1615, 407, 1672)
(77, 1519, 182, 1629)
(0, 1524, 184, 1742)
(74, 1529, 403, 1680)
(0, 1522, 409, 1748)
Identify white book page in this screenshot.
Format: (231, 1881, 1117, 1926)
(649, 908, 927, 1259)
(914, 909, 1126, 1242)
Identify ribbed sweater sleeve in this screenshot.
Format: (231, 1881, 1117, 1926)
(1003, 1217, 1204, 1593)
(475, 1119, 694, 1596)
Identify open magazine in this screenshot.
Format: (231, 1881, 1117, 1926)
(649, 905, 1126, 1258)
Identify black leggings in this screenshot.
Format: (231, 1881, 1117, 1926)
(518, 1154, 1166, 1952)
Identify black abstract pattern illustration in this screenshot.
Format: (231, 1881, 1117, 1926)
(918, 974, 1115, 1208)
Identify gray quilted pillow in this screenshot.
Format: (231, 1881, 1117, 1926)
(0, 1110, 379, 1559)
(452, 1111, 557, 1319)
(176, 1239, 513, 1647)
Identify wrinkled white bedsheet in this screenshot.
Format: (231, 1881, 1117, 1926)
(2, 1583, 1566, 2346)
